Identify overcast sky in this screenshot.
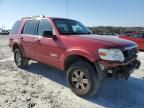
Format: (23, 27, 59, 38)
(0, 0, 144, 29)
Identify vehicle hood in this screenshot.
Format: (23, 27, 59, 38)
(74, 34, 137, 49)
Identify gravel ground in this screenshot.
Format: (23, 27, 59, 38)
(0, 35, 144, 108)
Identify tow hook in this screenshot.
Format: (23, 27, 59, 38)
(136, 60, 141, 69)
(123, 71, 129, 80)
(123, 60, 141, 80)
(112, 68, 129, 80)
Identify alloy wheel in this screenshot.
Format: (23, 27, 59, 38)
(71, 70, 89, 90)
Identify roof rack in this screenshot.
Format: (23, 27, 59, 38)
(21, 15, 45, 20)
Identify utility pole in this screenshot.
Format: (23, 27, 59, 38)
(1, 24, 6, 30)
(66, 0, 69, 18)
(1, 25, 3, 30)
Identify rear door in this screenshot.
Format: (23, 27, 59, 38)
(20, 20, 38, 59)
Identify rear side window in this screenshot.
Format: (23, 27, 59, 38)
(22, 20, 38, 35)
(11, 21, 21, 34)
(38, 19, 53, 36)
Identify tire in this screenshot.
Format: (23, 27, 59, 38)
(67, 61, 101, 97)
(14, 48, 29, 68)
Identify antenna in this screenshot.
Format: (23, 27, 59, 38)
(66, 0, 68, 18)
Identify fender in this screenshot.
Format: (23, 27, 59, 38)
(60, 48, 99, 69)
(12, 41, 26, 57)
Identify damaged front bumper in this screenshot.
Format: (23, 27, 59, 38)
(95, 57, 141, 80)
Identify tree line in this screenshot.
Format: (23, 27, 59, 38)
(89, 26, 144, 35)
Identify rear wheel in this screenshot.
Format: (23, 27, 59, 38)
(14, 48, 29, 68)
(67, 61, 101, 97)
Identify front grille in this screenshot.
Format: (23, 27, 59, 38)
(123, 47, 138, 60)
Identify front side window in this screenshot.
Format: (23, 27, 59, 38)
(22, 20, 38, 35)
(38, 19, 53, 36)
(53, 19, 92, 35)
(11, 21, 21, 34)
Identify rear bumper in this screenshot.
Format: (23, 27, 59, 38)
(95, 58, 141, 80)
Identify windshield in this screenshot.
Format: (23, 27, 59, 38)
(53, 19, 92, 35)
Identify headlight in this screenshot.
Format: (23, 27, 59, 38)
(98, 48, 125, 62)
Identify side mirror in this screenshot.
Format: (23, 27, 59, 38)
(42, 31, 57, 40)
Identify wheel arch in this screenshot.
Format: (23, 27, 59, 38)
(63, 54, 96, 71)
(12, 43, 25, 56)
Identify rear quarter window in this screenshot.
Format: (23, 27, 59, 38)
(11, 21, 21, 34)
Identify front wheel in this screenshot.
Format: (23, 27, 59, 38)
(67, 61, 101, 97)
(14, 48, 29, 68)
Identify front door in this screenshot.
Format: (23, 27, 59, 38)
(34, 19, 65, 68)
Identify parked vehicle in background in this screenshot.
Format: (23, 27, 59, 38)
(9, 16, 141, 97)
(120, 32, 144, 50)
(0, 30, 9, 35)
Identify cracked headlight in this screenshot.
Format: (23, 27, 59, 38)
(98, 48, 125, 62)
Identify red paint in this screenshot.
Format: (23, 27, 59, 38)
(120, 32, 144, 50)
(9, 17, 138, 70)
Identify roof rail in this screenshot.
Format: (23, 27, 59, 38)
(21, 15, 45, 20)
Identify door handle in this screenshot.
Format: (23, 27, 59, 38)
(35, 39, 41, 43)
(20, 37, 23, 40)
(9, 38, 14, 41)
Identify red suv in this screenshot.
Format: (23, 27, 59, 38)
(9, 16, 141, 97)
(120, 32, 144, 50)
